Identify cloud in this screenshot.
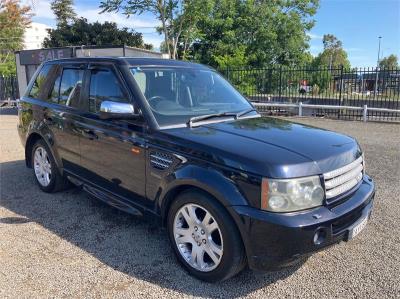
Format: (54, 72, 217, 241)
(25, 0, 55, 19)
(26, 0, 162, 47)
(307, 33, 323, 40)
(82, 8, 160, 29)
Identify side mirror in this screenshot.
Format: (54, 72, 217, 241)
(99, 100, 139, 120)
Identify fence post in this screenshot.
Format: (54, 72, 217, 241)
(338, 65, 344, 119)
(363, 105, 368, 122)
(279, 65, 282, 100)
(299, 102, 303, 116)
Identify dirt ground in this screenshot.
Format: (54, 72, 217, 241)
(1, 108, 399, 298)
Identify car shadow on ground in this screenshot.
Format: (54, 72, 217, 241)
(0, 160, 305, 298)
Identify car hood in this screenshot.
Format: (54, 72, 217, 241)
(159, 117, 362, 178)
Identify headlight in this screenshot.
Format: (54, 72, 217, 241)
(261, 176, 324, 212)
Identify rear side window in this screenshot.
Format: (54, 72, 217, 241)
(89, 69, 129, 113)
(48, 74, 61, 104)
(28, 64, 52, 99)
(58, 68, 84, 107)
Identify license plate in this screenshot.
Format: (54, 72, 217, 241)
(349, 216, 368, 240)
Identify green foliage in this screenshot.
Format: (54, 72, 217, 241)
(379, 54, 398, 69)
(100, 0, 209, 59)
(0, 0, 32, 75)
(213, 46, 249, 69)
(43, 18, 148, 49)
(312, 34, 350, 69)
(0, 59, 17, 76)
(192, 0, 319, 69)
(51, 0, 76, 25)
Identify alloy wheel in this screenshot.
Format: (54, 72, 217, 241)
(33, 146, 52, 187)
(173, 203, 223, 272)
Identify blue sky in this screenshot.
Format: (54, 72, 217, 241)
(28, 0, 400, 67)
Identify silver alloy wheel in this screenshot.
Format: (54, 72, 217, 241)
(173, 203, 223, 272)
(33, 146, 52, 187)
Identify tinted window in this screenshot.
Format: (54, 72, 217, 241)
(89, 69, 128, 113)
(28, 64, 52, 99)
(59, 68, 84, 107)
(48, 73, 61, 104)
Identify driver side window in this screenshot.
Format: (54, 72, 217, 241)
(89, 68, 129, 113)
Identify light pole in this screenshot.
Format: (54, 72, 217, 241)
(374, 36, 382, 98)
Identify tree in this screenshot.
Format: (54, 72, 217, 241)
(99, 0, 211, 59)
(51, 0, 76, 25)
(0, 0, 32, 75)
(191, 0, 319, 69)
(43, 18, 152, 49)
(379, 54, 398, 69)
(312, 34, 350, 69)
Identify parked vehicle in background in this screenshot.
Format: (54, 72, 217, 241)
(17, 57, 375, 282)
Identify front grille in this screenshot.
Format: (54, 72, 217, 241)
(323, 156, 364, 201)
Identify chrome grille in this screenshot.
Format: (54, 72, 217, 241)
(150, 152, 173, 170)
(323, 156, 364, 200)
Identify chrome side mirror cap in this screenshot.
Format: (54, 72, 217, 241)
(99, 100, 138, 120)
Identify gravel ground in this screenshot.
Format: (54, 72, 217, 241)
(1, 109, 399, 298)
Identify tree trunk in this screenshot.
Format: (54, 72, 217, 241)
(158, 0, 171, 58)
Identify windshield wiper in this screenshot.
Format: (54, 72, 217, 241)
(188, 112, 238, 127)
(188, 108, 259, 128)
(236, 108, 258, 118)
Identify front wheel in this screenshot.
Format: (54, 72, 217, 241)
(167, 190, 246, 282)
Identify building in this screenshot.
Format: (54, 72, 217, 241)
(15, 45, 168, 97)
(23, 22, 51, 50)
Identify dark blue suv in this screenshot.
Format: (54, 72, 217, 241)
(18, 57, 375, 282)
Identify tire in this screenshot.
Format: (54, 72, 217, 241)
(167, 190, 246, 282)
(31, 139, 69, 193)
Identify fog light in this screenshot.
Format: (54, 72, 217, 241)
(313, 228, 327, 245)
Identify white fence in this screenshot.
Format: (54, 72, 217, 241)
(253, 102, 400, 122)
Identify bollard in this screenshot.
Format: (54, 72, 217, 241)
(299, 102, 303, 117)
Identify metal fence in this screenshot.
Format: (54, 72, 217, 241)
(0, 76, 19, 105)
(221, 66, 400, 121)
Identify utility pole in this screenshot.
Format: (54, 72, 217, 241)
(374, 36, 382, 99)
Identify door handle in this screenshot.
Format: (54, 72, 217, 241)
(82, 129, 98, 140)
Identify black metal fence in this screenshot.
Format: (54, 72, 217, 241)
(221, 66, 400, 121)
(0, 76, 19, 104)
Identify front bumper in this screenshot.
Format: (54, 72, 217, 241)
(230, 175, 375, 271)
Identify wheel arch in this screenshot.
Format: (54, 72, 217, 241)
(25, 133, 43, 168)
(158, 166, 249, 224)
(25, 132, 62, 171)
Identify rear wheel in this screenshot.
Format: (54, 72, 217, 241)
(31, 139, 69, 192)
(167, 190, 246, 282)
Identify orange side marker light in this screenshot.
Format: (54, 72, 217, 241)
(131, 147, 141, 155)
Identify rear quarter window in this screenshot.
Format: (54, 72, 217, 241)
(28, 64, 52, 100)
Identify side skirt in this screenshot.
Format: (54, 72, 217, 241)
(65, 172, 159, 219)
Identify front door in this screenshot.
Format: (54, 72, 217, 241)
(77, 63, 147, 204)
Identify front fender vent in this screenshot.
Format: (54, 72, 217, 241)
(150, 151, 173, 170)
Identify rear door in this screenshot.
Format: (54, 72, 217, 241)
(77, 63, 147, 204)
(43, 63, 86, 173)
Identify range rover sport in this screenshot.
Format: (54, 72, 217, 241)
(18, 57, 375, 282)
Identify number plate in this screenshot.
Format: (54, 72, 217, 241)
(349, 216, 368, 240)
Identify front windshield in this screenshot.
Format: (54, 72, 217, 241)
(130, 67, 254, 127)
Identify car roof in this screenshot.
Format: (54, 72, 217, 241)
(45, 57, 211, 69)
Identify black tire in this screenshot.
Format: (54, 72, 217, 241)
(167, 190, 246, 282)
(31, 139, 69, 193)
